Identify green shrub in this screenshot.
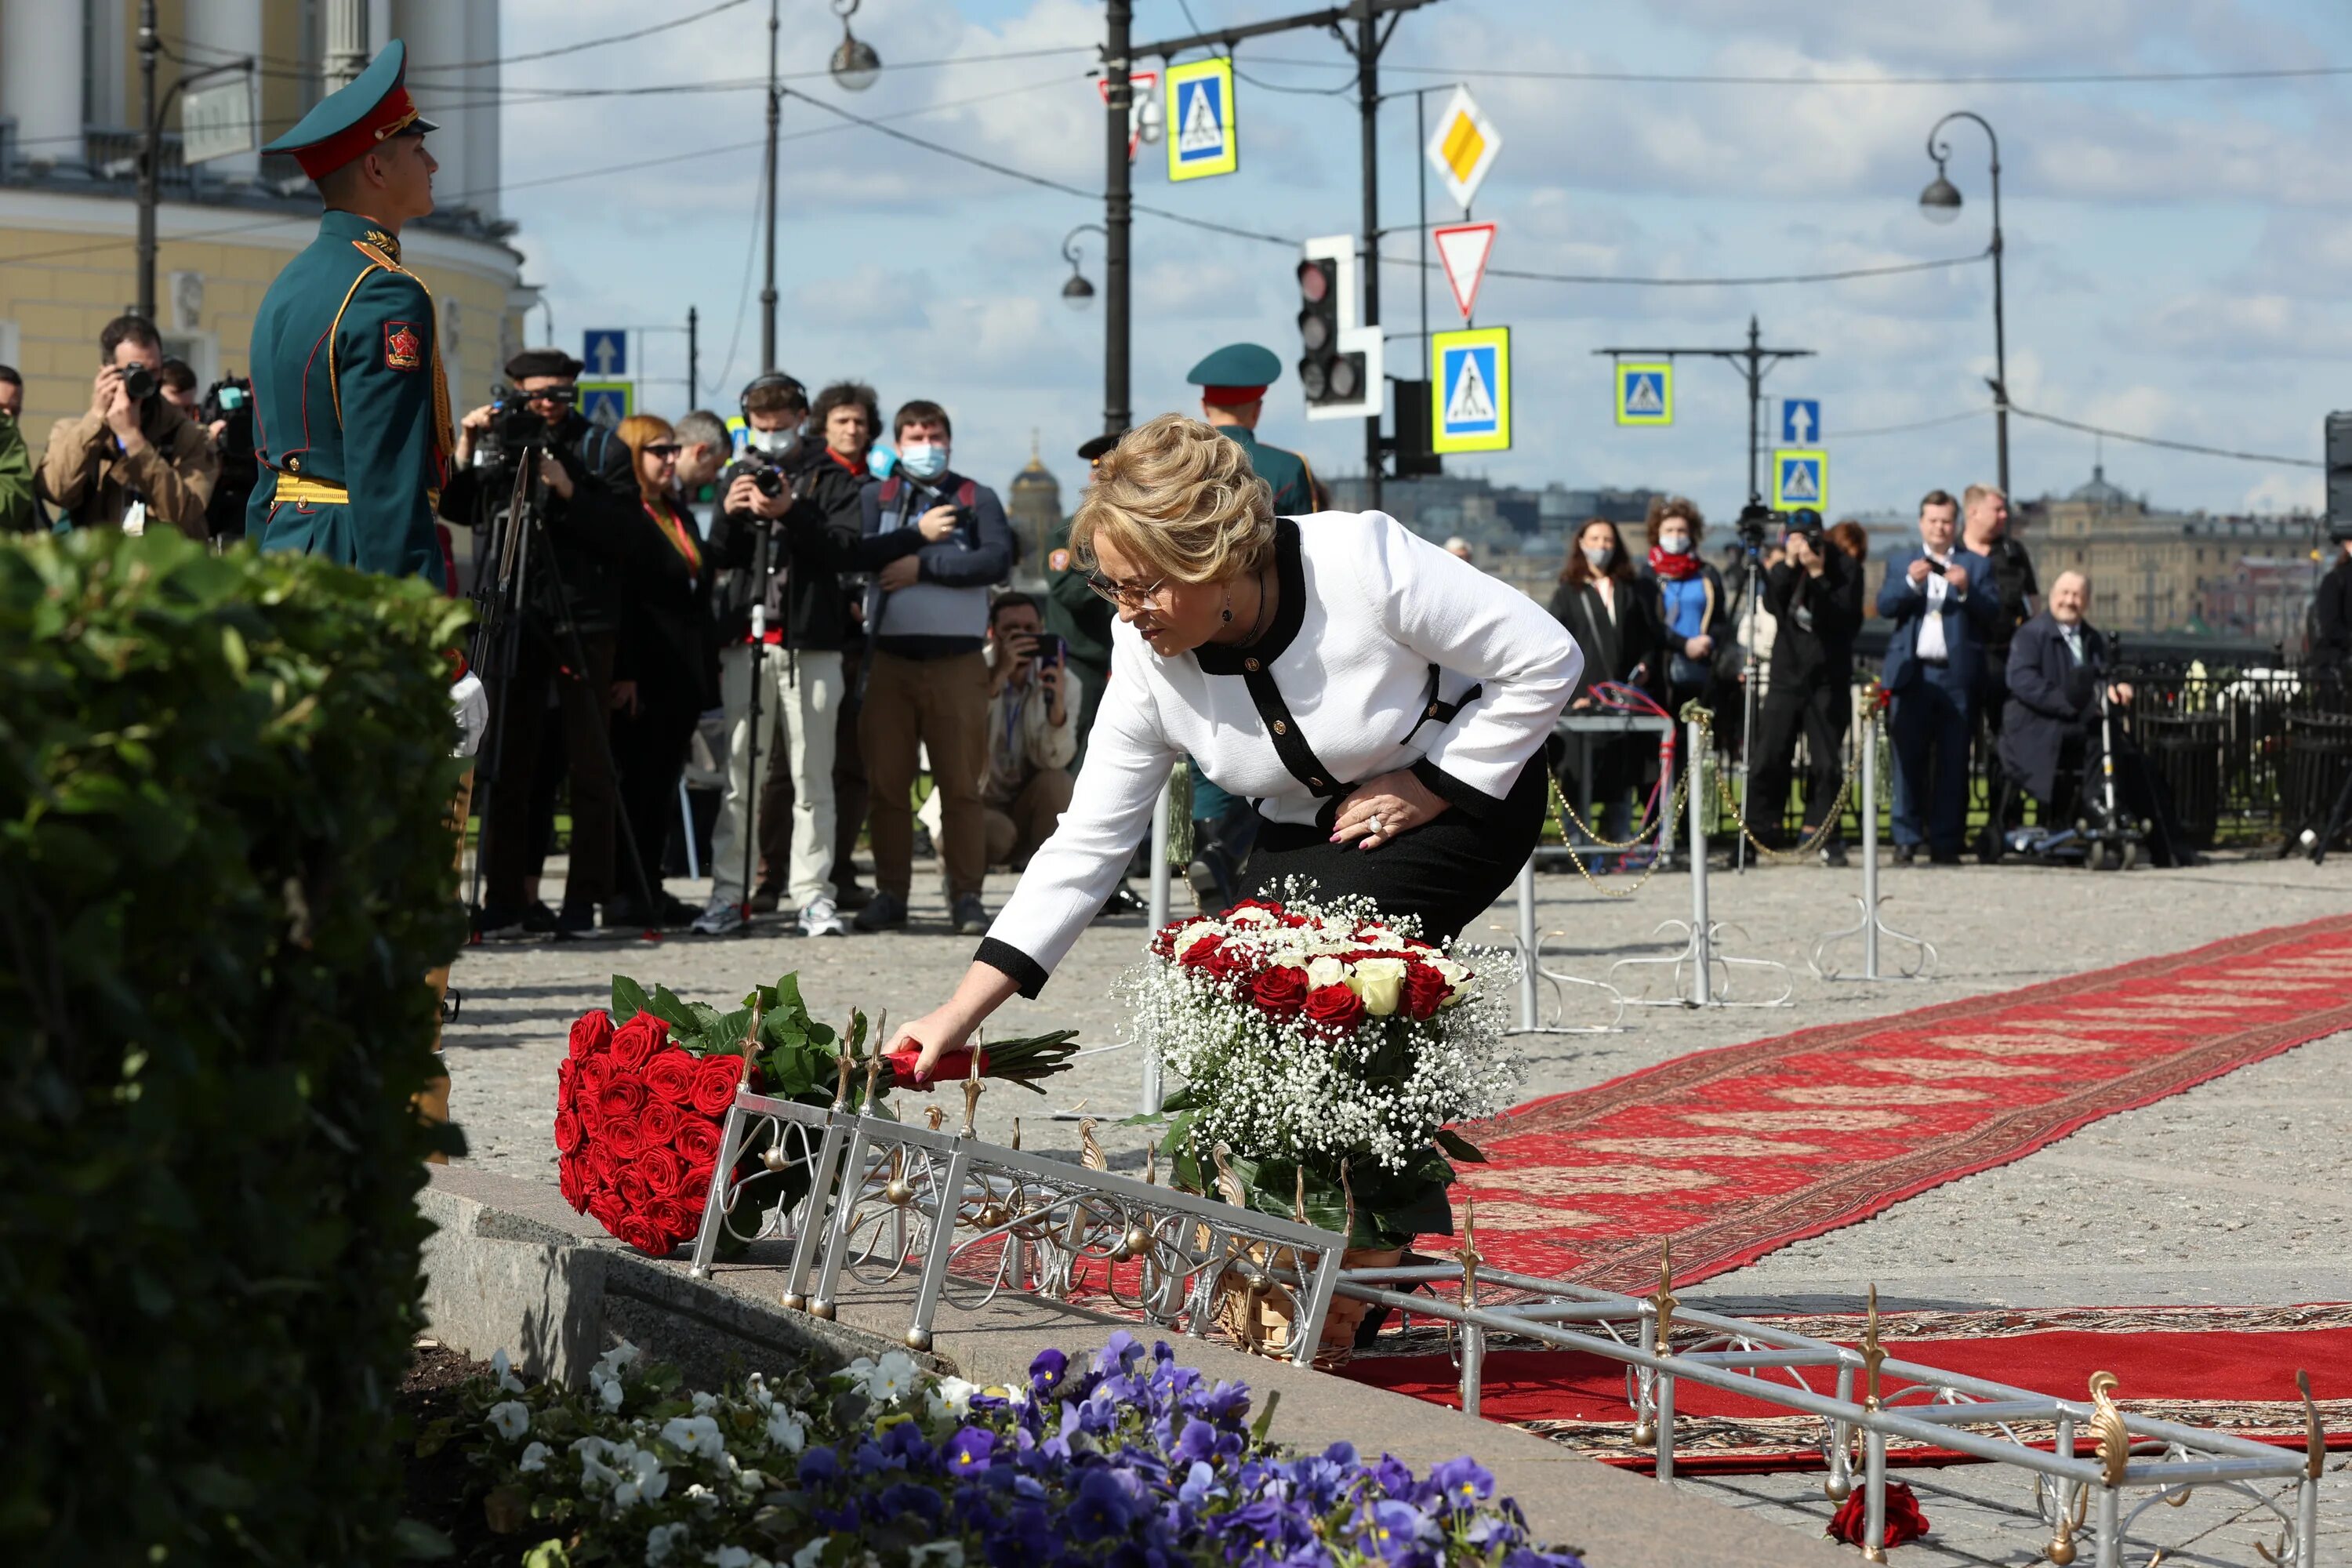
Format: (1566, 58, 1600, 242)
(0, 531, 470, 1563)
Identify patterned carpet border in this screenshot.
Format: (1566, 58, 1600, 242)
(1464, 913, 2352, 1292)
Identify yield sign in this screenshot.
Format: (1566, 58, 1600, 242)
(1097, 71, 1160, 163)
(1432, 221, 1496, 321)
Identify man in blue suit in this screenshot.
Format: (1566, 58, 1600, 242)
(1877, 489, 2001, 862)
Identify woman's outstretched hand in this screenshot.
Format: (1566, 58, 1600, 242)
(1330, 768, 1450, 852)
(885, 964, 1022, 1083)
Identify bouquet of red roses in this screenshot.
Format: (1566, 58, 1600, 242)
(556, 1008, 746, 1254)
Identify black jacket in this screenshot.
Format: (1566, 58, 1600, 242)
(706, 451, 880, 652)
(441, 411, 638, 636)
(1969, 535, 2040, 663)
(1546, 575, 1657, 702)
(2315, 549, 2352, 669)
(2000, 612, 2109, 802)
(1763, 547, 1864, 685)
(616, 492, 719, 706)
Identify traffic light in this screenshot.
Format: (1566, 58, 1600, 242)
(2328, 411, 2352, 542)
(1296, 258, 1362, 408)
(1295, 236, 1384, 422)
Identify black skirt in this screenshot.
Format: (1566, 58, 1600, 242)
(1236, 753, 1547, 945)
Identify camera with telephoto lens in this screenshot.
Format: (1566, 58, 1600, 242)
(118, 363, 159, 405)
(470, 381, 572, 471)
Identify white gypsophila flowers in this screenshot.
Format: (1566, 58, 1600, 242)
(1127, 891, 1522, 1174)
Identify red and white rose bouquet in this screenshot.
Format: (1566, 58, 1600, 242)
(1131, 894, 1518, 1248)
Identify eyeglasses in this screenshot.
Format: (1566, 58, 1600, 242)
(644, 443, 682, 458)
(1083, 570, 1171, 608)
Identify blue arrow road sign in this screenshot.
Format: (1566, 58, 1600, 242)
(1780, 398, 1819, 445)
(583, 330, 627, 378)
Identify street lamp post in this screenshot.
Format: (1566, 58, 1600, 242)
(1060, 224, 1105, 312)
(1920, 110, 2008, 498)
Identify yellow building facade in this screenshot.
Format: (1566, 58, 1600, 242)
(1, 1, 532, 436)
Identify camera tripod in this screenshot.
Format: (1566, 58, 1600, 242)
(466, 445, 664, 939)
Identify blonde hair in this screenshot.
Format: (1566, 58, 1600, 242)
(1070, 413, 1276, 584)
(615, 412, 677, 505)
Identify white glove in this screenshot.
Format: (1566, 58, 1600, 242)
(450, 671, 488, 759)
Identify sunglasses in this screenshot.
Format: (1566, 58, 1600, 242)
(644, 443, 682, 458)
(1083, 570, 1171, 608)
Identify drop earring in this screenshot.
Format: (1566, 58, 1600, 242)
(1221, 589, 1233, 624)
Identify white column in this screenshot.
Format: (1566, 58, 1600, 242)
(2, 0, 88, 158)
(323, 0, 371, 89)
(392, 1, 467, 209)
(180, 0, 264, 182)
(463, 0, 499, 220)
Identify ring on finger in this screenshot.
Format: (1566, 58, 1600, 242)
(1369, 813, 1385, 837)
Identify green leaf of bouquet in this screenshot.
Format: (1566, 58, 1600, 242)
(1432, 1127, 1488, 1163)
(647, 985, 699, 1033)
(769, 971, 810, 1022)
(611, 974, 652, 1019)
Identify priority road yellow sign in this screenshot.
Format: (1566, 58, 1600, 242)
(1425, 85, 1501, 209)
(1615, 361, 1671, 426)
(1167, 58, 1238, 181)
(1432, 327, 1510, 454)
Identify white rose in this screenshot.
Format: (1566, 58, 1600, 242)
(1427, 956, 1472, 1004)
(1305, 955, 1348, 990)
(1351, 956, 1408, 1016)
(1356, 924, 1407, 950)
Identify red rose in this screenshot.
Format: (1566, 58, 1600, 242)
(639, 1099, 682, 1147)
(1828, 1481, 1928, 1548)
(884, 1044, 989, 1087)
(1303, 982, 1367, 1036)
(590, 1144, 622, 1189)
(615, 1165, 656, 1210)
(1250, 966, 1309, 1016)
(616, 1212, 667, 1254)
(691, 1054, 747, 1116)
(643, 1047, 699, 1107)
(1401, 962, 1450, 1021)
(568, 1009, 615, 1060)
(575, 1090, 603, 1133)
(637, 1144, 688, 1197)
(597, 1075, 648, 1119)
(679, 1170, 712, 1210)
(557, 1156, 587, 1213)
(603, 1115, 647, 1160)
(554, 1109, 584, 1155)
(586, 1189, 626, 1236)
(1178, 933, 1224, 969)
(673, 1117, 724, 1167)
(609, 1011, 669, 1070)
(643, 1196, 697, 1246)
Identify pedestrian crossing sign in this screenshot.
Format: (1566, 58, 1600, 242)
(1773, 448, 1828, 510)
(1431, 326, 1511, 454)
(1167, 58, 1237, 181)
(577, 381, 633, 430)
(1615, 361, 1671, 426)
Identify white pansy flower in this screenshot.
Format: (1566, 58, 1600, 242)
(791, 1537, 831, 1568)
(490, 1348, 528, 1394)
(764, 1405, 806, 1453)
(1305, 955, 1348, 990)
(614, 1447, 670, 1509)
(486, 1400, 531, 1442)
(662, 1414, 726, 1461)
(1351, 956, 1408, 1015)
(927, 1375, 979, 1421)
(691, 1390, 719, 1414)
(517, 1441, 550, 1474)
(645, 1520, 691, 1564)
(594, 1371, 626, 1411)
(909, 1544, 965, 1568)
(743, 1372, 775, 1411)
(580, 1447, 622, 1494)
(863, 1350, 920, 1404)
(712, 1548, 772, 1568)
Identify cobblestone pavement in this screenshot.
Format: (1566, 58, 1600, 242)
(443, 848, 2352, 1563)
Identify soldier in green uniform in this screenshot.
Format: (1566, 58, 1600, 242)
(1185, 342, 1318, 517)
(1044, 430, 1123, 766)
(249, 41, 452, 585)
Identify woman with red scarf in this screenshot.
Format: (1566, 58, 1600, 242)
(608, 413, 718, 926)
(1639, 495, 1732, 714)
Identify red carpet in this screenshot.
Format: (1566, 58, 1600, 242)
(1439, 915, 2352, 1291)
(1345, 1305, 2352, 1472)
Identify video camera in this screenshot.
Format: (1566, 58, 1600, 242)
(470, 381, 575, 472)
(200, 375, 252, 429)
(1735, 502, 1784, 549)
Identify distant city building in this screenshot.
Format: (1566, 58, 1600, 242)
(1006, 434, 1062, 586)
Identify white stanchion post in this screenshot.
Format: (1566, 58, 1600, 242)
(1516, 856, 1538, 1031)
(1141, 781, 1171, 1115)
(1686, 717, 1711, 1007)
(679, 779, 701, 881)
(1860, 717, 1881, 982)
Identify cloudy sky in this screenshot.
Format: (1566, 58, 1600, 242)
(460, 0, 2352, 519)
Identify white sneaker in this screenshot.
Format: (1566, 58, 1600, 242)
(798, 895, 844, 938)
(692, 896, 746, 937)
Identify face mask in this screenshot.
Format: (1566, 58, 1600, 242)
(1582, 545, 1614, 569)
(745, 423, 801, 458)
(1660, 535, 1692, 556)
(898, 441, 949, 481)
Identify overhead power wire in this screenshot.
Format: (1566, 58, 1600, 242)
(1381, 247, 1990, 289)
(1249, 53, 2352, 88)
(2006, 404, 2322, 468)
(1829, 408, 1991, 440)
(1172, 0, 1355, 97)
(408, 0, 749, 72)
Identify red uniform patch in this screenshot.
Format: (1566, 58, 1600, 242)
(384, 321, 423, 371)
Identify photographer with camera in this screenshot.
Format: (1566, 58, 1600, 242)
(978, 592, 1080, 870)
(198, 375, 259, 543)
(34, 315, 218, 539)
(444, 347, 643, 937)
(1747, 508, 1864, 863)
(2314, 531, 2352, 670)
(695, 374, 876, 938)
(0, 365, 36, 534)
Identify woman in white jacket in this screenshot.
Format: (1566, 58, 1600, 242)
(892, 414, 1583, 1074)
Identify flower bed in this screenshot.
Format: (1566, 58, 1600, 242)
(438, 1332, 1584, 1568)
